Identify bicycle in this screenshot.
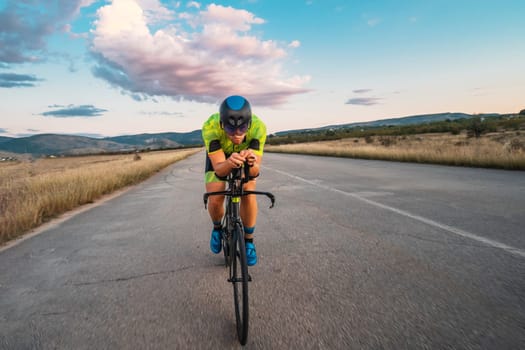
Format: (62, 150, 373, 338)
(203, 163, 275, 345)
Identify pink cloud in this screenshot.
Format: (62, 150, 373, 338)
(90, 1, 309, 106)
(201, 4, 265, 31)
(288, 40, 301, 48)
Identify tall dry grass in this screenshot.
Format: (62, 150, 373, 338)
(0, 149, 199, 244)
(266, 132, 525, 170)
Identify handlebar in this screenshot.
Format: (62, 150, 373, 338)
(203, 190, 275, 209)
(203, 161, 275, 209)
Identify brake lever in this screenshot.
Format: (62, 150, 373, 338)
(268, 193, 275, 209)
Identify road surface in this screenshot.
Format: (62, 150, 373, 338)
(1, 152, 524, 349)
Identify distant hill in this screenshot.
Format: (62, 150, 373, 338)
(275, 112, 500, 136)
(0, 136, 14, 144)
(0, 131, 203, 157)
(0, 134, 129, 156)
(105, 130, 202, 147)
(0, 112, 507, 156)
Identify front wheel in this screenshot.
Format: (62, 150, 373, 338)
(232, 224, 249, 345)
(223, 232, 231, 267)
(222, 216, 231, 267)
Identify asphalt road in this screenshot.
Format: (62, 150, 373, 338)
(1, 152, 524, 349)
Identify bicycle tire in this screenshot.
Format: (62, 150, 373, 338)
(223, 236, 231, 267)
(232, 223, 249, 345)
(222, 218, 231, 267)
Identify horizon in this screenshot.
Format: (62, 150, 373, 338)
(1, 0, 524, 137)
(1, 110, 514, 140)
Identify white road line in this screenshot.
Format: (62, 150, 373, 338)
(267, 167, 525, 259)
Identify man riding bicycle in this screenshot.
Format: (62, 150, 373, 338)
(202, 95, 267, 266)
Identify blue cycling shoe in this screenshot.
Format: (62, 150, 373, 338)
(210, 228, 222, 254)
(245, 242, 257, 266)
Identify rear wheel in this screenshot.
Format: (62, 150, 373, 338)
(232, 224, 249, 345)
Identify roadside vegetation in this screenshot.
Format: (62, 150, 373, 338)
(266, 114, 525, 170)
(0, 148, 199, 245)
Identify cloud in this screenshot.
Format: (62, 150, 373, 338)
(0, 73, 41, 87)
(187, 1, 201, 9)
(90, 1, 310, 106)
(0, 1, 94, 64)
(352, 89, 372, 94)
(367, 18, 381, 27)
(471, 87, 488, 97)
(0, 128, 7, 134)
(137, 0, 176, 24)
(345, 97, 382, 106)
(140, 111, 185, 117)
(200, 4, 265, 31)
(288, 40, 301, 48)
(41, 104, 107, 117)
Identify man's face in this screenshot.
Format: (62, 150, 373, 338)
(223, 120, 249, 145)
(226, 128, 246, 145)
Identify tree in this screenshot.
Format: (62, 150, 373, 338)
(519, 109, 525, 115)
(466, 117, 487, 138)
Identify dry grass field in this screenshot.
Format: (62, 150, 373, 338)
(0, 148, 200, 245)
(266, 131, 525, 170)
(2, 131, 523, 245)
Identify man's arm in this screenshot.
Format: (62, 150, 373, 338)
(208, 150, 246, 177)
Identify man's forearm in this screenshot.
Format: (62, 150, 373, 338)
(249, 162, 260, 177)
(214, 157, 237, 177)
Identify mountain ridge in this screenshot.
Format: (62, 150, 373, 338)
(0, 131, 203, 157)
(274, 112, 500, 135)
(0, 112, 505, 156)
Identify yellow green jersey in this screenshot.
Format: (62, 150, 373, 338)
(202, 113, 267, 157)
(202, 113, 266, 183)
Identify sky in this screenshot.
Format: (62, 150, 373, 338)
(0, 0, 524, 138)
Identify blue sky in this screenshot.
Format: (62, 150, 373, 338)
(1, 0, 524, 137)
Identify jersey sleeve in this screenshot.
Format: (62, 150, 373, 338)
(202, 114, 223, 155)
(250, 115, 267, 156)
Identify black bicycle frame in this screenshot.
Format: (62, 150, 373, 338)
(203, 163, 275, 345)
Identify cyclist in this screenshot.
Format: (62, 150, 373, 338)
(202, 95, 267, 266)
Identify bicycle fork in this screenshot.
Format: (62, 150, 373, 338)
(227, 197, 252, 283)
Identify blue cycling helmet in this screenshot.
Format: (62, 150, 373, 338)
(220, 95, 252, 134)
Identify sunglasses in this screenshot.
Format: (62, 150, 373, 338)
(223, 122, 250, 135)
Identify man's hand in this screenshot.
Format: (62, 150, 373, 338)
(228, 152, 246, 168)
(240, 149, 257, 167)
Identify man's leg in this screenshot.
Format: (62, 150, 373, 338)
(206, 181, 225, 223)
(240, 180, 258, 239)
(241, 180, 258, 266)
(206, 180, 225, 254)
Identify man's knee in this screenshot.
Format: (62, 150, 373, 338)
(206, 182, 225, 209)
(209, 195, 225, 208)
(243, 179, 257, 191)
